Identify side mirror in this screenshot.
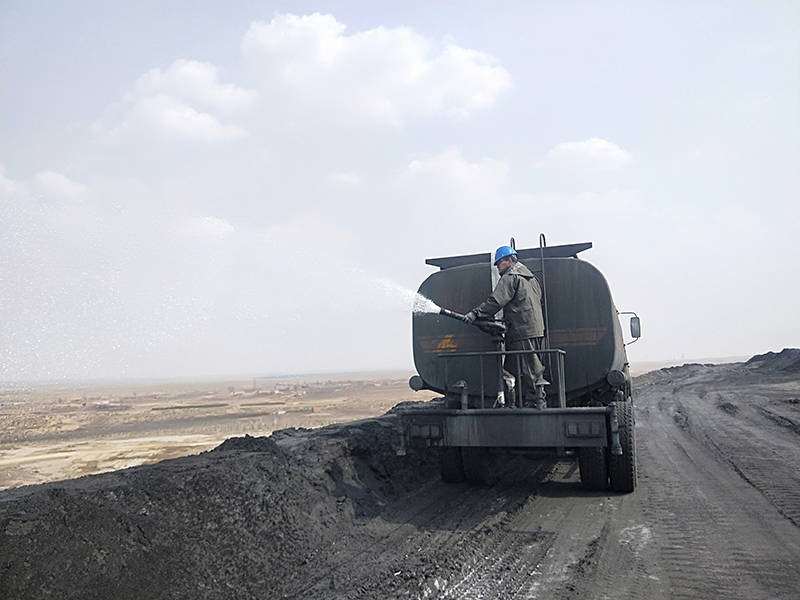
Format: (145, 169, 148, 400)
(630, 316, 641, 339)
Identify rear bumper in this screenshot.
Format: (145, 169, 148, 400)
(402, 407, 610, 449)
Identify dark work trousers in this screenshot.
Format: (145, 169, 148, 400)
(505, 337, 545, 400)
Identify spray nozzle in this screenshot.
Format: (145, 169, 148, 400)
(438, 308, 506, 337)
(439, 308, 470, 323)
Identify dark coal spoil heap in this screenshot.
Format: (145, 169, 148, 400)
(745, 348, 800, 373)
(0, 415, 436, 600)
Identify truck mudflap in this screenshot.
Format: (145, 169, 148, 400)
(403, 406, 614, 449)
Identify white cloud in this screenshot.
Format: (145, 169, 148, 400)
(1, 167, 88, 203)
(407, 148, 509, 194)
(545, 137, 632, 171)
(328, 171, 361, 185)
(102, 59, 253, 142)
(119, 94, 248, 142)
(32, 171, 88, 201)
(135, 59, 256, 114)
(182, 216, 235, 240)
(0, 165, 27, 198)
(242, 13, 511, 122)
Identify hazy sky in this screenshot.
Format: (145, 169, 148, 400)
(1, 1, 798, 381)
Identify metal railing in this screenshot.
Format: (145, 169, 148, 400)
(438, 348, 567, 409)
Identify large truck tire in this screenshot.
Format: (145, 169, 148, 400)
(578, 447, 608, 491)
(609, 401, 637, 493)
(440, 447, 465, 482)
(461, 447, 496, 486)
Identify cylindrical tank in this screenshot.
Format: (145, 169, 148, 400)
(412, 256, 628, 402)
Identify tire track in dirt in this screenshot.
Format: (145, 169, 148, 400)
(431, 460, 568, 600)
(290, 457, 504, 597)
(503, 457, 666, 600)
(703, 434, 800, 527)
(410, 459, 560, 599)
(755, 405, 800, 435)
(301, 457, 559, 599)
(566, 493, 666, 600)
(638, 385, 800, 599)
(430, 461, 556, 599)
(640, 435, 742, 599)
(437, 458, 661, 600)
(669, 388, 800, 528)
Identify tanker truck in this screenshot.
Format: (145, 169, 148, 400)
(401, 238, 640, 492)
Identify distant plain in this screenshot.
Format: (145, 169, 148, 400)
(0, 357, 746, 490)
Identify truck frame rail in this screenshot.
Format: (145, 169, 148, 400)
(404, 406, 611, 449)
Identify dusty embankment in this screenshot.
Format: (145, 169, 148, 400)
(0, 416, 437, 599)
(2, 350, 800, 599)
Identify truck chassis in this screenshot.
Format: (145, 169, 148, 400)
(401, 346, 636, 493)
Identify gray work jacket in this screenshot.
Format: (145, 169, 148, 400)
(474, 261, 544, 341)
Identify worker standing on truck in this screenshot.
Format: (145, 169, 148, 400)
(464, 246, 548, 408)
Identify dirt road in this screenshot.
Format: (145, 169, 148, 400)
(2, 352, 799, 599)
(295, 356, 800, 599)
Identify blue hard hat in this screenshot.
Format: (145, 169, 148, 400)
(494, 245, 517, 265)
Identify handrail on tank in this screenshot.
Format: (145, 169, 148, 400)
(438, 348, 567, 409)
(538, 233, 553, 382)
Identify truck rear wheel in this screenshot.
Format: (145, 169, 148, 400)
(578, 447, 608, 491)
(609, 401, 637, 493)
(440, 447, 465, 482)
(461, 447, 496, 486)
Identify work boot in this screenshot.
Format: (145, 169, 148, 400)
(523, 391, 547, 410)
(524, 398, 547, 410)
(535, 384, 547, 409)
